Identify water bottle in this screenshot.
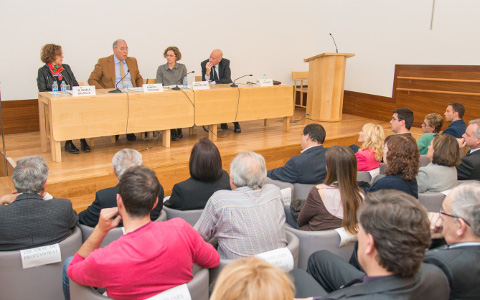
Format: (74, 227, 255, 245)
(52, 81, 58, 93)
(60, 81, 66, 93)
(183, 76, 188, 90)
(263, 74, 267, 79)
(124, 81, 129, 92)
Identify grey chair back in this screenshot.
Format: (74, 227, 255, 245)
(285, 226, 355, 270)
(356, 171, 372, 183)
(264, 178, 295, 203)
(79, 224, 124, 248)
(293, 183, 315, 200)
(70, 264, 209, 300)
(0, 226, 82, 300)
(418, 192, 446, 212)
(155, 209, 167, 221)
(163, 206, 204, 226)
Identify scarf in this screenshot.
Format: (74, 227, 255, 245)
(47, 63, 64, 80)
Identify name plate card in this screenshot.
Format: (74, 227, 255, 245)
(143, 83, 164, 93)
(280, 188, 292, 206)
(146, 283, 191, 300)
(72, 86, 96, 97)
(258, 79, 273, 87)
(255, 247, 294, 271)
(192, 81, 210, 90)
(20, 244, 62, 269)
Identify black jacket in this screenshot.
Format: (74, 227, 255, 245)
(37, 64, 79, 92)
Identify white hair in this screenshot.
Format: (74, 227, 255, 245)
(112, 149, 142, 179)
(450, 182, 480, 237)
(13, 156, 49, 194)
(230, 151, 266, 189)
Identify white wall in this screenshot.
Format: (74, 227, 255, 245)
(1, 0, 479, 100)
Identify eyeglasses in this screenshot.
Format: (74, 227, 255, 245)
(439, 207, 471, 227)
(422, 122, 432, 127)
(165, 54, 175, 57)
(391, 117, 399, 121)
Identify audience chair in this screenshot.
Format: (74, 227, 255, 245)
(418, 192, 446, 212)
(155, 209, 167, 221)
(419, 155, 430, 167)
(209, 231, 300, 285)
(293, 183, 316, 200)
(357, 171, 372, 183)
(163, 206, 204, 227)
(79, 224, 124, 248)
(195, 75, 202, 82)
(265, 177, 295, 203)
(0, 226, 82, 300)
(285, 226, 355, 270)
(292, 72, 308, 108)
(143, 78, 157, 84)
(70, 264, 209, 300)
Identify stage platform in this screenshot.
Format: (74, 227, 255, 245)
(0, 109, 423, 212)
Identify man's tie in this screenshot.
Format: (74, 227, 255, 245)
(212, 66, 218, 81)
(119, 61, 126, 86)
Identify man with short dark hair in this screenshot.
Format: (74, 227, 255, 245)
(195, 151, 287, 259)
(78, 149, 164, 227)
(456, 118, 480, 180)
(427, 183, 480, 299)
(390, 108, 414, 135)
(0, 156, 78, 251)
(443, 102, 466, 138)
(66, 166, 219, 299)
(291, 190, 449, 299)
(267, 123, 328, 184)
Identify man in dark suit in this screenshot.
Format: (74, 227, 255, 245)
(443, 102, 467, 138)
(0, 156, 78, 251)
(427, 183, 480, 299)
(88, 39, 143, 141)
(457, 118, 480, 180)
(201, 49, 241, 133)
(267, 123, 327, 184)
(291, 190, 450, 299)
(78, 149, 163, 227)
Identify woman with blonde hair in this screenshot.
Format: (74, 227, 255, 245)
(356, 123, 384, 171)
(210, 256, 295, 300)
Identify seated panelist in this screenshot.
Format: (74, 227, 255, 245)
(36, 43, 90, 154)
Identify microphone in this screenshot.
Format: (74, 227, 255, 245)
(329, 33, 339, 53)
(109, 70, 130, 93)
(172, 70, 195, 90)
(230, 74, 253, 87)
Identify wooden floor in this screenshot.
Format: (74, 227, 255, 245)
(0, 108, 424, 212)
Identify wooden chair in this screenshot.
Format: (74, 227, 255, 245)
(292, 72, 308, 108)
(143, 78, 156, 84)
(195, 75, 203, 82)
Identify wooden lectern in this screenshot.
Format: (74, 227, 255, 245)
(304, 53, 354, 122)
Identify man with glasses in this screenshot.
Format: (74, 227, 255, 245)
(427, 183, 480, 299)
(456, 118, 480, 180)
(443, 102, 467, 138)
(88, 39, 144, 141)
(390, 108, 414, 136)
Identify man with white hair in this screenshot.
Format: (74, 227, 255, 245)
(195, 151, 287, 259)
(427, 183, 480, 299)
(0, 156, 78, 251)
(456, 118, 480, 180)
(78, 149, 164, 227)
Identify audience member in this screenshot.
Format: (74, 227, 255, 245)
(370, 134, 419, 197)
(65, 166, 219, 300)
(291, 190, 449, 299)
(267, 124, 327, 184)
(286, 146, 363, 233)
(427, 183, 480, 299)
(443, 102, 467, 138)
(417, 113, 443, 155)
(0, 156, 78, 251)
(78, 149, 164, 227)
(417, 134, 460, 193)
(355, 123, 384, 171)
(201, 49, 240, 133)
(390, 108, 414, 135)
(195, 151, 287, 259)
(88, 39, 143, 141)
(156, 46, 187, 141)
(457, 118, 480, 180)
(210, 256, 295, 300)
(164, 138, 230, 210)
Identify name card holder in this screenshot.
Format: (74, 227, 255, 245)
(146, 283, 191, 300)
(255, 247, 294, 271)
(280, 188, 292, 205)
(20, 244, 62, 269)
(258, 79, 274, 87)
(143, 83, 164, 93)
(192, 81, 210, 90)
(72, 86, 96, 97)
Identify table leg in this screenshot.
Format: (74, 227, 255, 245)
(208, 124, 217, 142)
(189, 126, 195, 136)
(50, 138, 62, 162)
(264, 119, 268, 126)
(89, 138, 95, 148)
(162, 130, 171, 148)
(38, 100, 47, 153)
(283, 116, 290, 132)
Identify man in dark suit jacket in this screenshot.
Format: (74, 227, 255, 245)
(267, 123, 327, 184)
(426, 183, 480, 299)
(78, 149, 163, 227)
(457, 119, 480, 180)
(292, 190, 450, 299)
(0, 156, 78, 251)
(201, 49, 241, 133)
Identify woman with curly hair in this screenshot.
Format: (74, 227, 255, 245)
(355, 123, 384, 171)
(36, 43, 89, 154)
(369, 134, 420, 198)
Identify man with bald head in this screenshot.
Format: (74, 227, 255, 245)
(201, 49, 240, 133)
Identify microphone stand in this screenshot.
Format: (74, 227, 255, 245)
(172, 71, 195, 90)
(0, 85, 7, 176)
(231, 74, 253, 87)
(109, 70, 130, 93)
